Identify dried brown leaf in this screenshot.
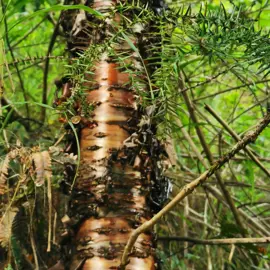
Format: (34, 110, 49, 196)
(32, 151, 52, 186)
(0, 208, 18, 248)
(0, 155, 10, 195)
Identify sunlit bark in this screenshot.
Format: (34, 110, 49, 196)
(60, 1, 164, 269)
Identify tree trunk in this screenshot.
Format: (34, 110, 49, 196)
(59, 1, 167, 269)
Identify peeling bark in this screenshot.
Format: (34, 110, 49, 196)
(59, 1, 168, 269)
(70, 62, 156, 269)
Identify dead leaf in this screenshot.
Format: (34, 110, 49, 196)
(0, 155, 10, 195)
(32, 151, 52, 187)
(0, 208, 18, 248)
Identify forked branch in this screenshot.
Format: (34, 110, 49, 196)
(120, 111, 270, 269)
(204, 104, 270, 177)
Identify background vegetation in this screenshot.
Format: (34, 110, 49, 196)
(0, 0, 270, 269)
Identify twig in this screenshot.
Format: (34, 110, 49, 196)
(1, 55, 68, 67)
(176, 117, 208, 169)
(1, 40, 15, 91)
(47, 174, 52, 252)
(157, 236, 270, 245)
(204, 185, 270, 236)
(180, 73, 246, 236)
(229, 95, 270, 124)
(228, 244, 236, 264)
(180, 67, 235, 93)
(204, 104, 270, 178)
(26, 194, 39, 270)
(10, 17, 46, 49)
(1, 0, 30, 118)
(227, 63, 263, 117)
(41, 15, 62, 123)
(1, 96, 31, 131)
(179, 153, 270, 162)
(188, 215, 219, 232)
(183, 197, 189, 256)
(237, 201, 270, 209)
(193, 79, 270, 102)
(3, 60, 44, 80)
(120, 111, 270, 268)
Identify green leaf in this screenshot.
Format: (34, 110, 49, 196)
(121, 32, 138, 52)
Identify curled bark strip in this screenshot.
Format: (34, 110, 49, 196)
(120, 112, 270, 269)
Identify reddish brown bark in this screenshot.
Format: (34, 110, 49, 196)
(69, 60, 156, 269)
(60, 1, 166, 269)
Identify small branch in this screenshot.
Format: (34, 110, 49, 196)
(0, 96, 38, 132)
(1, 56, 68, 68)
(1, 96, 24, 121)
(2, 0, 30, 118)
(229, 95, 270, 124)
(41, 15, 61, 123)
(193, 79, 270, 102)
(204, 104, 270, 178)
(176, 117, 208, 169)
(180, 67, 234, 93)
(226, 62, 263, 117)
(180, 73, 246, 236)
(204, 185, 270, 236)
(120, 111, 270, 268)
(47, 173, 52, 252)
(157, 236, 270, 245)
(10, 17, 46, 49)
(3, 61, 44, 80)
(179, 153, 270, 162)
(188, 215, 219, 232)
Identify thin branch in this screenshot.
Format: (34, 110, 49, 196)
(179, 153, 270, 162)
(41, 15, 62, 123)
(237, 201, 270, 209)
(176, 117, 208, 169)
(10, 17, 46, 49)
(0, 96, 31, 131)
(180, 73, 246, 236)
(204, 185, 270, 236)
(204, 104, 270, 178)
(157, 236, 270, 245)
(193, 79, 270, 102)
(227, 63, 264, 117)
(229, 95, 270, 124)
(1, 55, 68, 67)
(188, 215, 219, 232)
(120, 111, 270, 268)
(180, 66, 235, 93)
(1, 0, 30, 118)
